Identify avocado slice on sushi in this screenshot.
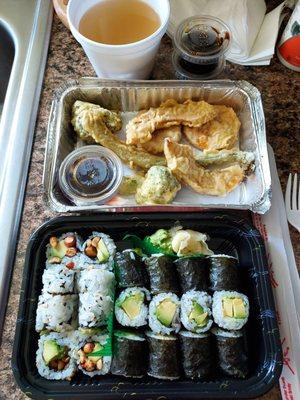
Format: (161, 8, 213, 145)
(97, 239, 109, 262)
(48, 240, 68, 261)
(43, 340, 68, 366)
(121, 292, 144, 319)
(87, 343, 104, 363)
(156, 298, 177, 327)
(222, 297, 246, 319)
(189, 302, 208, 327)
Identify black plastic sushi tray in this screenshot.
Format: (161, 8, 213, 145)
(12, 212, 282, 399)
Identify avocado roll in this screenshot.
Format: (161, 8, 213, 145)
(114, 249, 148, 288)
(175, 257, 208, 292)
(77, 266, 115, 296)
(81, 232, 116, 270)
(149, 292, 181, 335)
(212, 291, 249, 330)
(42, 265, 75, 294)
(46, 232, 83, 268)
(146, 331, 180, 380)
(181, 290, 213, 333)
(212, 328, 248, 378)
(111, 330, 148, 378)
(179, 331, 212, 379)
(115, 287, 150, 327)
(145, 254, 179, 294)
(36, 332, 76, 380)
(35, 293, 78, 333)
(74, 331, 111, 376)
(79, 291, 114, 328)
(209, 255, 239, 291)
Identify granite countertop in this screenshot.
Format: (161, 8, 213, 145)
(1, 5, 300, 399)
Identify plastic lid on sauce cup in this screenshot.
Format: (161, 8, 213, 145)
(59, 145, 123, 206)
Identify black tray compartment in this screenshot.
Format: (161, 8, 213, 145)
(12, 212, 282, 399)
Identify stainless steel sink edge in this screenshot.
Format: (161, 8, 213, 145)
(0, 0, 53, 340)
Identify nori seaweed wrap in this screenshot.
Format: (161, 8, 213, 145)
(179, 331, 212, 379)
(209, 255, 239, 291)
(146, 331, 180, 380)
(111, 330, 148, 378)
(145, 255, 179, 294)
(212, 328, 248, 378)
(175, 257, 208, 292)
(114, 250, 148, 288)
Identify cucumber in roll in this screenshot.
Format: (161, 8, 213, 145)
(145, 254, 179, 294)
(111, 330, 148, 378)
(212, 328, 248, 378)
(36, 332, 76, 380)
(114, 249, 148, 288)
(175, 256, 209, 292)
(149, 293, 181, 335)
(209, 255, 239, 291)
(146, 331, 180, 380)
(115, 287, 150, 327)
(179, 331, 212, 379)
(212, 291, 249, 330)
(181, 290, 212, 333)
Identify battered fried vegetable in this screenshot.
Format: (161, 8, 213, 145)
(118, 175, 145, 196)
(71, 101, 166, 171)
(126, 99, 217, 145)
(164, 139, 246, 196)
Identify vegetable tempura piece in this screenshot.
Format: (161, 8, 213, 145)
(139, 126, 182, 155)
(164, 139, 245, 196)
(71, 101, 166, 171)
(126, 99, 217, 145)
(135, 166, 181, 205)
(72, 101, 122, 142)
(183, 105, 241, 151)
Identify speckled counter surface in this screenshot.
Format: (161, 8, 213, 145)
(1, 6, 300, 400)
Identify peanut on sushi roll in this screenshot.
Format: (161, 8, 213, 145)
(46, 232, 83, 269)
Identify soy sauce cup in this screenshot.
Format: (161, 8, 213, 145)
(67, 0, 170, 79)
(172, 15, 231, 80)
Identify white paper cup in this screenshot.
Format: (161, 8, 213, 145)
(67, 0, 170, 79)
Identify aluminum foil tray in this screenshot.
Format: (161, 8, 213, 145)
(43, 79, 271, 213)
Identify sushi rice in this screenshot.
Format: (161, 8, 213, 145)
(42, 265, 75, 294)
(81, 232, 116, 269)
(79, 291, 113, 328)
(212, 291, 249, 330)
(180, 290, 213, 333)
(149, 292, 181, 335)
(76, 266, 115, 295)
(73, 331, 111, 376)
(35, 293, 78, 332)
(115, 287, 150, 327)
(36, 332, 77, 380)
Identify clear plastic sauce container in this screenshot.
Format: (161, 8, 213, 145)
(172, 15, 231, 80)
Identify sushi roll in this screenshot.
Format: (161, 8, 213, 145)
(76, 266, 115, 295)
(212, 328, 248, 378)
(81, 232, 116, 269)
(35, 293, 78, 333)
(74, 331, 111, 376)
(114, 250, 148, 288)
(111, 330, 148, 378)
(115, 287, 150, 327)
(175, 256, 208, 292)
(180, 290, 213, 333)
(146, 331, 180, 380)
(149, 293, 181, 335)
(42, 265, 75, 295)
(209, 255, 239, 291)
(145, 255, 179, 294)
(179, 331, 212, 379)
(36, 332, 76, 380)
(79, 291, 113, 328)
(212, 291, 249, 330)
(46, 232, 83, 269)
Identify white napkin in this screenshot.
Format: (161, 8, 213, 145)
(168, 0, 287, 65)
